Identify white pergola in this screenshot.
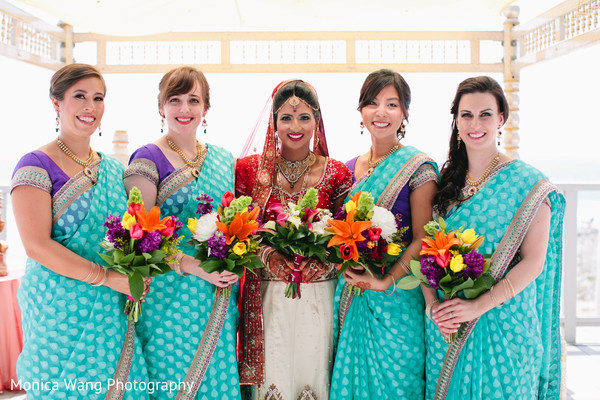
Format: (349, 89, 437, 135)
(1, 0, 599, 342)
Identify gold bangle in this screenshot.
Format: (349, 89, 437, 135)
(490, 286, 503, 308)
(398, 259, 411, 274)
(383, 273, 396, 296)
(171, 253, 187, 276)
(504, 277, 516, 299)
(91, 266, 108, 287)
(426, 299, 440, 320)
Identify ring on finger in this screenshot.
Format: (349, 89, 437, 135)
(450, 311, 454, 318)
(310, 263, 318, 272)
(279, 264, 284, 271)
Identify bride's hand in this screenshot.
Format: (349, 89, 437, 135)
(268, 251, 295, 280)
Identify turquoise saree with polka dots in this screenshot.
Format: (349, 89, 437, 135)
(127, 143, 240, 400)
(330, 146, 438, 400)
(12, 153, 149, 399)
(425, 160, 565, 400)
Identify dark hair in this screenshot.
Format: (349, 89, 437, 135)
(50, 63, 106, 101)
(157, 66, 210, 116)
(358, 69, 411, 133)
(272, 80, 321, 129)
(434, 76, 509, 214)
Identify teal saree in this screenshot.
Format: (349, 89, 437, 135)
(425, 160, 565, 400)
(13, 153, 149, 399)
(331, 146, 437, 400)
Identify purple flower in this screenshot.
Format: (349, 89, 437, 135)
(394, 213, 405, 230)
(196, 194, 214, 216)
(207, 234, 228, 260)
(104, 215, 127, 243)
(136, 230, 162, 253)
(248, 205, 262, 224)
(334, 205, 347, 221)
(356, 239, 369, 253)
(421, 255, 443, 290)
(170, 216, 184, 239)
(463, 251, 485, 279)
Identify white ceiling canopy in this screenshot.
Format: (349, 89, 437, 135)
(13, 0, 518, 35)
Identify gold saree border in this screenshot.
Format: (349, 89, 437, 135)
(434, 179, 557, 400)
(157, 145, 207, 206)
(175, 288, 231, 400)
(105, 320, 136, 400)
(52, 161, 100, 224)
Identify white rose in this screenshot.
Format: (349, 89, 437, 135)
(371, 206, 397, 242)
(311, 219, 331, 236)
(288, 215, 302, 229)
(193, 212, 219, 242)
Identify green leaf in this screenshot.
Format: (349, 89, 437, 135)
(98, 253, 115, 266)
(120, 252, 135, 265)
(396, 275, 422, 290)
(463, 274, 495, 299)
(129, 272, 144, 301)
(200, 259, 223, 273)
(148, 250, 166, 264)
(133, 265, 150, 276)
(113, 249, 126, 263)
(450, 277, 474, 298)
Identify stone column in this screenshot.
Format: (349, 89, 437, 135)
(112, 130, 130, 166)
(502, 5, 520, 159)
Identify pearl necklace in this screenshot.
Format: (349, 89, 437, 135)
(366, 143, 400, 176)
(464, 154, 500, 197)
(276, 152, 316, 189)
(56, 138, 96, 184)
(166, 137, 205, 178)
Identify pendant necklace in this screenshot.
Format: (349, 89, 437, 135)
(464, 154, 500, 197)
(366, 143, 400, 176)
(166, 136, 205, 178)
(276, 152, 316, 189)
(56, 138, 96, 185)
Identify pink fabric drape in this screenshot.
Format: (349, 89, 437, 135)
(0, 270, 23, 391)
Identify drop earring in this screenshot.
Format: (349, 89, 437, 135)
(457, 134, 462, 148)
(161, 117, 165, 134)
(98, 124, 102, 137)
(55, 116, 60, 133)
(202, 118, 207, 134)
(398, 122, 406, 139)
(360, 121, 364, 135)
(497, 130, 502, 146)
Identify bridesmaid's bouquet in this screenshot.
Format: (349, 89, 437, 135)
(327, 191, 408, 295)
(260, 188, 333, 299)
(187, 192, 263, 297)
(99, 187, 183, 322)
(397, 217, 493, 342)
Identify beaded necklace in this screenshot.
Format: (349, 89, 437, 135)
(366, 143, 400, 176)
(166, 136, 205, 178)
(464, 154, 500, 197)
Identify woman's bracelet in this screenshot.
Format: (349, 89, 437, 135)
(91, 266, 108, 287)
(425, 299, 440, 320)
(259, 245, 276, 267)
(490, 285, 503, 308)
(398, 259, 411, 274)
(504, 277, 516, 300)
(82, 261, 97, 283)
(383, 273, 396, 296)
(171, 252, 187, 276)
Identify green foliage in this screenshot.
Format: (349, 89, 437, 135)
(127, 186, 143, 205)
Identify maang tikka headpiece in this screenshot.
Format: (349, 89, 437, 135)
(274, 87, 320, 115)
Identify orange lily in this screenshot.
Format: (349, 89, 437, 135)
(327, 210, 372, 262)
(216, 207, 260, 245)
(135, 205, 168, 232)
(348, 191, 362, 205)
(420, 231, 461, 268)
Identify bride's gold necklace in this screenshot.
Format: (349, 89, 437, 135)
(166, 136, 205, 178)
(465, 154, 500, 196)
(276, 151, 316, 189)
(366, 143, 400, 176)
(56, 138, 96, 184)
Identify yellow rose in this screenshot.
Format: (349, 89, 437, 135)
(122, 212, 136, 230)
(449, 254, 466, 273)
(232, 242, 247, 256)
(345, 200, 357, 213)
(187, 218, 199, 234)
(387, 243, 401, 256)
(459, 229, 478, 245)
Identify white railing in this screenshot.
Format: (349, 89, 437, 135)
(557, 182, 600, 343)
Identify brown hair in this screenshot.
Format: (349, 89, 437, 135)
(434, 76, 509, 214)
(49, 64, 106, 101)
(157, 66, 210, 116)
(358, 69, 411, 127)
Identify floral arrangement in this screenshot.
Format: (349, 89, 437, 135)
(187, 192, 263, 297)
(397, 217, 493, 342)
(260, 187, 333, 299)
(99, 187, 182, 322)
(327, 191, 408, 295)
